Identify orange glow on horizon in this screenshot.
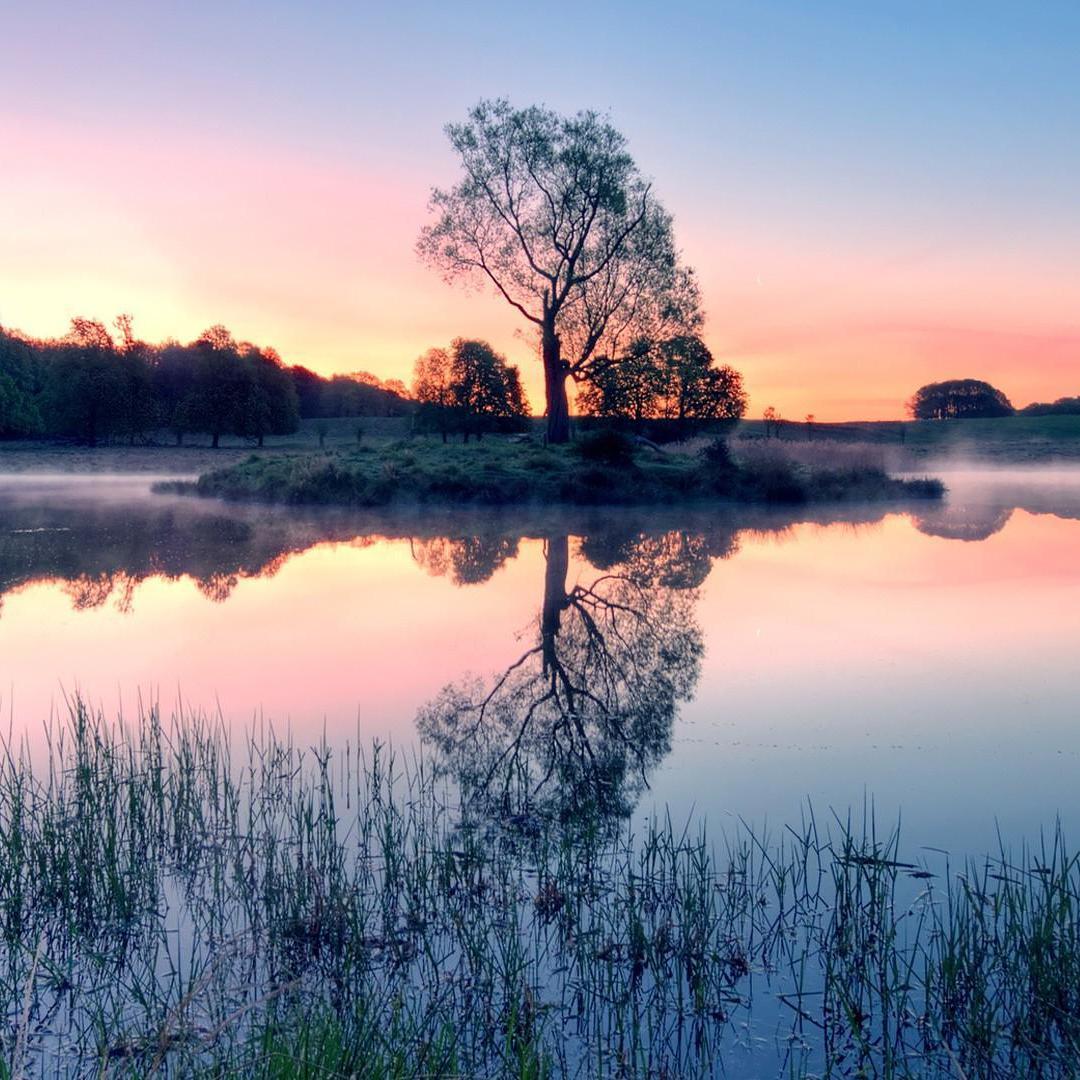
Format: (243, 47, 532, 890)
(3, 111, 1078, 422)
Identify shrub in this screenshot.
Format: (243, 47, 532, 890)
(696, 437, 738, 494)
(739, 452, 807, 503)
(575, 428, 635, 466)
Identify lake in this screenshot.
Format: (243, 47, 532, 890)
(2, 468, 1078, 860)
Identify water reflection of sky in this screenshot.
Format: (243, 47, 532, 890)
(1, 471, 1078, 859)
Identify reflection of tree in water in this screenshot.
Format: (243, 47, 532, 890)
(60, 571, 140, 614)
(0, 500, 367, 615)
(410, 535, 520, 585)
(418, 531, 712, 827)
(912, 504, 1014, 542)
(579, 526, 738, 589)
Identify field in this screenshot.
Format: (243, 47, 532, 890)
(2, 415, 1079, 477)
(742, 414, 1080, 462)
(0, 418, 413, 475)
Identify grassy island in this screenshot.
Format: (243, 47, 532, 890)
(165, 432, 945, 508)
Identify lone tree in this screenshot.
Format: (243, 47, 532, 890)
(907, 379, 1014, 420)
(418, 99, 700, 443)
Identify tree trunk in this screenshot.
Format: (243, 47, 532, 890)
(542, 323, 570, 444)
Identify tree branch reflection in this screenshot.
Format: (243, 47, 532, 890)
(417, 531, 707, 828)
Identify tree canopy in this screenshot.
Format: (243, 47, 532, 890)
(418, 99, 700, 442)
(907, 379, 1014, 420)
(577, 334, 746, 434)
(412, 337, 529, 441)
(0, 330, 44, 437)
(0, 317, 412, 446)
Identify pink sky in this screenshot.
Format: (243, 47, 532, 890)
(2, 109, 1077, 421)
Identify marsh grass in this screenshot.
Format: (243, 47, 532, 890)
(0, 704, 1076, 1077)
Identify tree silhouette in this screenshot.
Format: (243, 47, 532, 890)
(0, 328, 43, 437)
(449, 338, 529, 440)
(578, 335, 746, 436)
(907, 379, 1014, 420)
(418, 100, 700, 443)
(413, 338, 529, 442)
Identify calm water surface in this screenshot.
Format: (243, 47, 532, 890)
(2, 468, 1079, 857)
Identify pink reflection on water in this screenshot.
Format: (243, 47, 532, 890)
(1, 470, 1078, 851)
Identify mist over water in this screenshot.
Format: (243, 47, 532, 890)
(2, 469, 1079, 861)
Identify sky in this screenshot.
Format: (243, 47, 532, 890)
(1, 1, 1078, 419)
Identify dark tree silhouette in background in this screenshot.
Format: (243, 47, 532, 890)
(187, 325, 255, 448)
(412, 346, 456, 442)
(0, 328, 44, 437)
(578, 334, 746, 436)
(40, 318, 120, 445)
(412, 337, 529, 441)
(418, 99, 701, 443)
(153, 340, 199, 445)
(417, 531, 705, 827)
(1020, 395, 1080, 417)
(907, 379, 1014, 420)
(181, 325, 301, 448)
(0, 316, 412, 446)
(302, 369, 412, 419)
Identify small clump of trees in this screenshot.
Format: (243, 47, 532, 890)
(0, 317, 412, 446)
(576, 334, 746, 437)
(907, 379, 1014, 420)
(412, 337, 529, 441)
(762, 406, 783, 438)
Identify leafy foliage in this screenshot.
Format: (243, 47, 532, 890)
(412, 338, 529, 440)
(907, 379, 1014, 420)
(578, 335, 746, 432)
(574, 428, 636, 466)
(0, 316, 414, 447)
(0, 330, 44, 437)
(1020, 395, 1080, 417)
(418, 99, 701, 441)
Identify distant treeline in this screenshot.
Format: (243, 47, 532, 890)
(0, 317, 412, 446)
(1019, 396, 1080, 417)
(908, 379, 1080, 421)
